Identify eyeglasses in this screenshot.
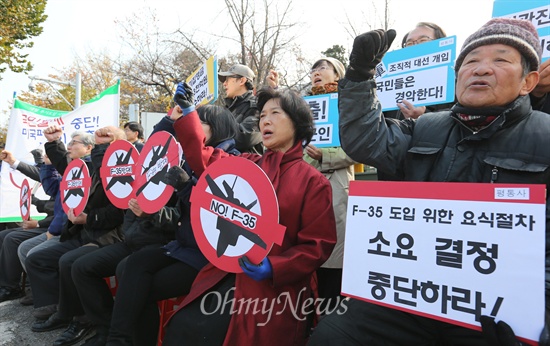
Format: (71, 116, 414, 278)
(68, 140, 84, 146)
(309, 66, 334, 75)
(404, 35, 433, 47)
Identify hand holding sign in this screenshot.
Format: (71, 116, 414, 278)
(162, 165, 190, 191)
(480, 316, 520, 346)
(44, 124, 63, 142)
(22, 219, 38, 230)
(396, 100, 427, 120)
(174, 82, 195, 115)
(67, 208, 87, 224)
(128, 198, 148, 218)
(239, 256, 273, 281)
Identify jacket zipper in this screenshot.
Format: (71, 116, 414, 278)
(490, 167, 498, 183)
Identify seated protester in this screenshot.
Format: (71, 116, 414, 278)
(383, 22, 454, 121)
(104, 105, 240, 346)
(0, 150, 58, 303)
(122, 121, 145, 152)
(71, 117, 183, 346)
(161, 84, 336, 345)
(218, 64, 264, 154)
(309, 19, 550, 345)
(18, 153, 67, 307)
(28, 127, 125, 346)
(70, 195, 178, 346)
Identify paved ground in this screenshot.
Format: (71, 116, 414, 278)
(0, 290, 91, 346)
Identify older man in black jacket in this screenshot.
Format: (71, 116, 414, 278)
(309, 18, 550, 345)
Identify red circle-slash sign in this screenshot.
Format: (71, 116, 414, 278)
(190, 156, 286, 273)
(101, 140, 140, 209)
(60, 159, 92, 216)
(20, 178, 31, 221)
(133, 131, 180, 214)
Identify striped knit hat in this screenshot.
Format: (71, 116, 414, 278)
(455, 18, 542, 72)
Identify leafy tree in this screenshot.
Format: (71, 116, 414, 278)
(321, 45, 348, 68)
(0, 0, 47, 79)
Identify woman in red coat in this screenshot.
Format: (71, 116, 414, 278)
(162, 84, 337, 346)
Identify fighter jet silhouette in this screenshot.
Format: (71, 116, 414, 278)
(205, 174, 266, 257)
(105, 147, 135, 191)
(63, 164, 85, 203)
(135, 137, 172, 197)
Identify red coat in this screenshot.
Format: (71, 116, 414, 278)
(168, 110, 337, 345)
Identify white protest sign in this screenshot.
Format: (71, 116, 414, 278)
(342, 181, 546, 344)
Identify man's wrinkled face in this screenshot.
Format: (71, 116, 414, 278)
(456, 44, 533, 108)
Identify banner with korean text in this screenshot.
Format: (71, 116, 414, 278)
(0, 82, 120, 222)
(376, 36, 457, 111)
(342, 181, 545, 344)
(493, 0, 550, 62)
(303, 93, 339, 148)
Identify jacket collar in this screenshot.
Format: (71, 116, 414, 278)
(224, 90, 254, 109)
(451, 95, 532, 137)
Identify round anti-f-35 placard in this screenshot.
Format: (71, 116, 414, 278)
(133, 131, 180, 214)
(101, 140, 140, 209)
(190, 156, 286, 273)
(20, 178, 31, 221)
(60, 158, 91, 216)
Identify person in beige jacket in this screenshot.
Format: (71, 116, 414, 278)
(304, 57, 355, 313)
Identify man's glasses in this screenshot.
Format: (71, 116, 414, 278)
(68, 140, 84, 146)
(403, 35, 433, 47)
(309, 66, 334, 75)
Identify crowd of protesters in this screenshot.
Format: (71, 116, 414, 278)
(0, 12, 550, 346)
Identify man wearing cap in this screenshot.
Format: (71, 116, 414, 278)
(308, 18, 550, 345)
(218, 64, 263, 154)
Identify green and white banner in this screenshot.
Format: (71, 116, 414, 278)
(0, 82, 120, 222)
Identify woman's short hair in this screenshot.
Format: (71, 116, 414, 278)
(124, 121, 145, 140)
(256, 87, 314, 147)
(197, 105, 238, 147)
(71, 131, 95, 147)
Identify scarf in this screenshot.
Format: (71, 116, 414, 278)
(452, 104, 508, 132)
(310, 82, 338, 96)
(258, 141, 303, 190)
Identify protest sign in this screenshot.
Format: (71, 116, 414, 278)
(190, 156, 285, 273)
(186, 55, 218, 106)
(343, 181, 545, 344)
(493, 0, 550, 62)
(376, 36, 457, 111)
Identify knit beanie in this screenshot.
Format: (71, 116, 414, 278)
(455, 18, 542, 73)
(314, 57, 346, 79)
